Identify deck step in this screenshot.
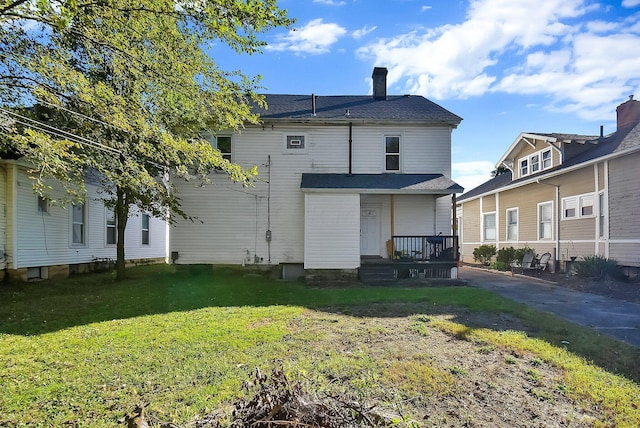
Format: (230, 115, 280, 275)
(359, 265, 396, 284)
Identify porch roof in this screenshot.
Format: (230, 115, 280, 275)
(300, 173, 464, 194)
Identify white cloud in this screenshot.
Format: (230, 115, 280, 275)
(421, 6, 433, 12)
(622, 0, 640, 7)
(353, 25, 377, 39)
(267, 19, 347, 55)
(452, 161, 495, 192)
(313, 0, 347, 5)
(357, 0, 640, 120)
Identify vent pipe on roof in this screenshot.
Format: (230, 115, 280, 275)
(599, 125, 604, 138)
(372, 67, 388, 100)
(311, 94, 316, 116)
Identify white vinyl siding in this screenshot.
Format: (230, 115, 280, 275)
(304, 193, 360, 269)
(9, 165, 166, 269)
(538, 201, 553, 240)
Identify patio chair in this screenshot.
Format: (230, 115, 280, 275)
(516, 251, 536, 274)
(534, 252, 552, 275)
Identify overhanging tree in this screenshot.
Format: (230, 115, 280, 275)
(0, 0, 292, 279)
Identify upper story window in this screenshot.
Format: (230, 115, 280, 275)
(71, 202, 86, 245)
(518, 148, 552, 178)
(37, 195, 48, 213)
(204, 133, 231, 161)
(215, 135, 232, 160)
(385, 136, 400, 171)
(562, 193, 595, 220)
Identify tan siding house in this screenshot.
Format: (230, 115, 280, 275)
(458, 97, 640, 273)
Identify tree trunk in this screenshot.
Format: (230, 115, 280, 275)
(115, 186, 130, 281)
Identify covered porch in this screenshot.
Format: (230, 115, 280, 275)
(301, 173, 463, 281)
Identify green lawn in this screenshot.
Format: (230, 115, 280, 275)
(1, 264, 639, 427)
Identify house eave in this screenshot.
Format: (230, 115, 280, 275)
(255, 118, 461, 128)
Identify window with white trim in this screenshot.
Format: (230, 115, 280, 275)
(506, 208, 518, 241)
(483, 212, 496, 241)
(518, 148, 553, 178)
(71, 203, 86, 245)
(385, 135, 400, 171)
(520, 159, 528, 176)
(204, 133, 231, 160)
(141, 214, 150, 245)
(106, 207, 116, 245)
(562, 192, 595, 220)
(541, 150, 552, 169)
(538, 201, 553, 240)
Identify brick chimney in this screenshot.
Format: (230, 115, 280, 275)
(372, 67, 388, 100)
(617, 95, 640, 129)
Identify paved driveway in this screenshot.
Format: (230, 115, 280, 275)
(459, 266, 640, 348)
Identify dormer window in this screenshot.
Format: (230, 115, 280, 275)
(520, 159, 528, 176)
(518, 148, 553, 178)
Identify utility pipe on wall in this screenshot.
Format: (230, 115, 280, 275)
(348, 122, 353, 175)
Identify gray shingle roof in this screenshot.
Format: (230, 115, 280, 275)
(459, 121, 640, 201)
(301, 173, 464, 194)
(254, 95, 462, 125)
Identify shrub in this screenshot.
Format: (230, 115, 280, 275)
(473, 244, 496, 266)
(496, 247, 518, 266)
(514, 246, 536, 264)
(491, 261, 511, 271)
(574, 255, 622, 280)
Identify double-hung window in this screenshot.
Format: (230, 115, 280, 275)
(541, 149, 552, 169)
(141, 214, 150, 245)
(483, 212, 496, 241)
(520, 159, 528, 177)
(538, 201, 553, 240)
(385, 136, 400, 171)
(530, 154, 540, 173)
(506, 208, 518, 241)
(106, 207, 117, 245)
(72, 203, 86, 245)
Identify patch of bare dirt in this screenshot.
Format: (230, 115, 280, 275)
(161, 303, 603, 427)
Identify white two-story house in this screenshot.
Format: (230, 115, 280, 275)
(170, 68, 464, 279)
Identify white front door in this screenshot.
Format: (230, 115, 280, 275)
(360, 208, 380, 255)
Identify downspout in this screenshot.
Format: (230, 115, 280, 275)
(537, 179, 560, 272)
(348, 122, 353, 175)
(266, 155, 272, 264)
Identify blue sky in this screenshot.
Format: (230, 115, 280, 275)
(211, 0, 640, 191)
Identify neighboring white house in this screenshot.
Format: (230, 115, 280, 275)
(0, 161, 167, 280)
(170, 68, 464, 276)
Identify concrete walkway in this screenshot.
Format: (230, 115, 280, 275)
(459, 266, 640, 348)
